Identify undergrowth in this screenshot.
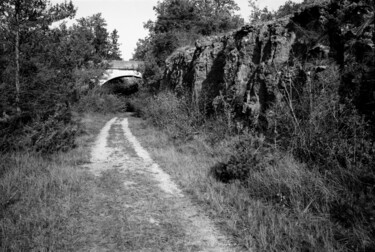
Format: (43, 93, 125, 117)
(128, 62, 375, 251)
(0, 113, 111, 251)
(0, 104, 77, 153)
(75, 88, 128, 114)
(0, 152, 82, 251)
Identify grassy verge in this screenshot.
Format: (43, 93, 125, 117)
(128, 110, 345, 251)
(0, 113, 112, 251)
(128, 60, 374, 250)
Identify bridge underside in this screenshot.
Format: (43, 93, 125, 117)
(101, 76, 142, 95)
(99, 69, 142, 86)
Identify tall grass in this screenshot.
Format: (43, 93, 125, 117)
(129, 116, 343, 251)
(128, 63, 375, 251)
(75, 88, 128, 114)
(272, 64, 375, 250)
(0, 113, 111, 251)
(0, 152, 83, 251)
(129, 91, 204, 140)
(0, 104, 77, 153)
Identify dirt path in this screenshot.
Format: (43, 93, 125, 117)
(80, 116, 235, 251)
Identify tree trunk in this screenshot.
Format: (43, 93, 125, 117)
(15, 25, 20, 113)
(15, 1, 20, 113)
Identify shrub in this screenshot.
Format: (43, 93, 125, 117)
(269, 63, 375, 250)
(0, 104, 77, 154)
(133, 63, 375, 250)
(210, 132, 334, 211)
(75, 88, 128, 114)
(0, 152, 83, 251)
(129, 91, 203, 140)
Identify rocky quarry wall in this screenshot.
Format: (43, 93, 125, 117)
(162, 0, 374, 130)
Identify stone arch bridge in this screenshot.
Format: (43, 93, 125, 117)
(99, 60, 144, 86)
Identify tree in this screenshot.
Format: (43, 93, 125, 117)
(153, 0, 198, 33)
(192, 0, 243, 35)
(133, 0, 244, 89)
(0, 0, 75, 113)
(248, 0, 274, 22)
(151, 0, 243, 37)
(73, 13, 121, 61)
(76, 13, 109, 59)
(108, 29, 122, 60)
(275, 0, 302, 18)
(133, 36, 152, 61)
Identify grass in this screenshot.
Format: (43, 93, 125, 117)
(128, 116, 345, 251)
(0, 103, 371, 250)
(0, 112, 112, 251)
(1, 112, 208, 251)
(128, 59, 375, 250)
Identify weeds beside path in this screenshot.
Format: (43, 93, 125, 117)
(1, 113, 236, 251)
(76, 116, 234, 251)
(128, 115, 343, 251)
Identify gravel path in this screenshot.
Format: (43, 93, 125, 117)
(85, 117, 234, 251)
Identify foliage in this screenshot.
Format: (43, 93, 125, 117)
(73, 13, 122, 62)
(131, 0, 375, 250)
(248, 0, 324, 22)
(129, 91, 203, 140)
(0, 0, 122, 153)
(0, 0, 79, 153)
(248, 0, 274, 22)
(109, 29, 122, 60)
(0, 113, 111, 250)
(133, 0, 244, 88)
(269, 64, 375, 250)
(132, 61, 375, 250)
(0, 153, 81, 250)
(0, 105, 77, 153)
(0, 0, 76, 111)
(134, 69, 375, 250)
(275, 0, 303, 18)
(75, 88, 128, 114)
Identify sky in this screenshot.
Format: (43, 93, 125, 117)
(50, 0, 302, 60)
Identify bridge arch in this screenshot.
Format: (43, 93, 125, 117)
(98, 60, 144, 86)
(98, 69, 142, 86)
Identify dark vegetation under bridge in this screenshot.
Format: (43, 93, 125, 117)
(100, 60, 144, 95)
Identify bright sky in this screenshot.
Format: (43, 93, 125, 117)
(51, 0, 301, 60)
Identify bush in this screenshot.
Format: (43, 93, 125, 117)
(0, 104, 77, 154)
(132, 63, 375, 250)
(269, 64, 375, 250)
(75, 88, 128, 114)
(129, 91, 203, 140)
(0, 152, 83, 251)
(210, 133, 334, 212)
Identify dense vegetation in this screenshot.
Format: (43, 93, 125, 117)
(1, 0, 374, 251)
(131, 0, 375, 251)
(0, 1, 122, 152)
(0, 1, 126, 250)
(132, 0, 244, 91)
(249, 0, 320, 21)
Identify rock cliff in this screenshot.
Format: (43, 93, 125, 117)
(162, 0, 374, 128)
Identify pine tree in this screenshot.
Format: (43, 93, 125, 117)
(109, 29, 122, 60)
(0, 0, 75, 113)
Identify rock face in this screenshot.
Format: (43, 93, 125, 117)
(163, 0, 375, 127)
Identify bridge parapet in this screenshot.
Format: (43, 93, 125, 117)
(105, 60, 145, 71)
(99, 60, 144, 86)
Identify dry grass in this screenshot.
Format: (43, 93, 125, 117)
(1, 112, 205, 251)
(128, 116, 345, 251)
(57, 166, 190, 251)
(0, 113, 112, 251)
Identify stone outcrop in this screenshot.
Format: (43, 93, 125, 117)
(162, 0, 375, 127)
